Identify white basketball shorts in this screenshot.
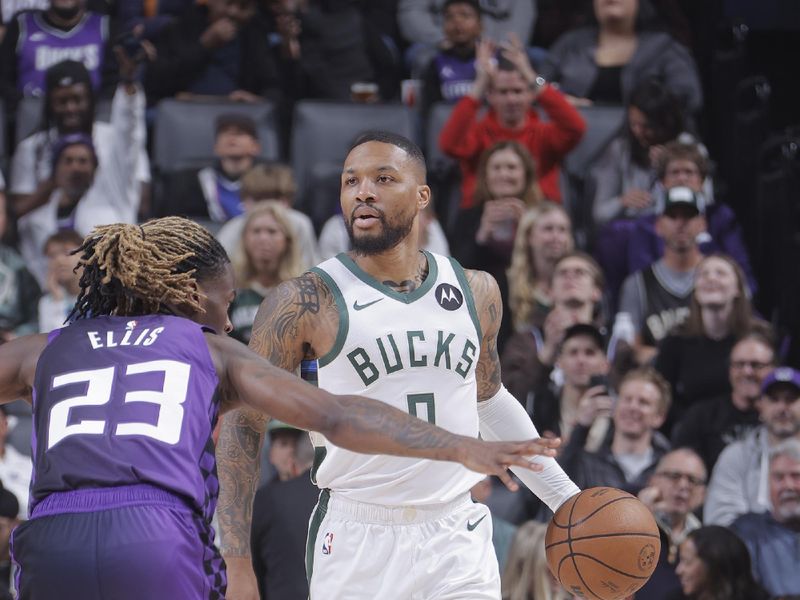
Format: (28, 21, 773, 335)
(306, 490, 500, 599)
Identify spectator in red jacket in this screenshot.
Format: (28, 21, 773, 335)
(438, 34, 586, 208)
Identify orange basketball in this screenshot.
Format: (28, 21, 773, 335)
(545, 487, 660, 600)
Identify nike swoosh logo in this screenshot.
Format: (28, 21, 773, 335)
(353, 298, 384, 311)
(467, 515, 487, 531)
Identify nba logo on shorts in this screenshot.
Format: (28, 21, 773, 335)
(322, 532, 334, 555)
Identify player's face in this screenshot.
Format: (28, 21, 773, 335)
(756, 385, 800, 439)
(769, 454, 800, 524)
(442, 3, 481, 47)
(51, 83, 91, 133)
(487, 71, 533, 128)
(676, 538, 707, 597)
(613, 379, 665, 437)
(244, 213, 288, 271)
(694, 257, 739, 308)
(729, 339, 774, 402)
(662, 159, 703, 192)
(485, 148, 526, 199)
(557, 336, 607, 388)
(551, 257, 600, 306)
(341, 141, 429, 255)
(196, 263, 235, 334)
(528, 210, 572, 261)
(652, 451, 706, 518)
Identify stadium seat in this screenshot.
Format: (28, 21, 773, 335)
(0, 100, 6, 169)
(152, 99, 280, 173)
(291, 101, 420, 230)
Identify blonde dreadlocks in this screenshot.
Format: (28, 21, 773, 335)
(69, 217, 230, 320)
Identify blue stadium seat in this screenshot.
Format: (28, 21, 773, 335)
(152, 99, 280, 173)
(291, 101, 420, 230)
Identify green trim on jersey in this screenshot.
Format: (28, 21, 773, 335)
(305, 488, 331, 585)
(310, 446, 327, 486)
(335, 250, 439, 304)
(448, 257, 482, 341)
(309, 267, 349, 367)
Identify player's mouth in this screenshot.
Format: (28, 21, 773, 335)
(352, 207, 383, 229)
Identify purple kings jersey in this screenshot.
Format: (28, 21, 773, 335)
(434, 52, 476, 103)
(29, 315, 221, 521)
(16, 11, 107, 96)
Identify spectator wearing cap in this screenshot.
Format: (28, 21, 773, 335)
(655, 255, 770, 434)
(0, 405, 30, 518)
(705, 367, 800, 526)
(627, 141, 755, 293)
(144, 0, 281, 105)
(17, 46, 147, 285)
(0, 0, 118, 109)
(557, 366, 672, 498)
(154, 113, 261, 224)
(672, 328, 777, 473)
(524, 323, 613, 452)
(617, 184, 705, 366)
(9, 60, 150, 224)
(731, 438, 800, 598)
(250, 420, 318, 600)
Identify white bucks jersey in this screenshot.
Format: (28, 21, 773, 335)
(309, 251, 484, 505)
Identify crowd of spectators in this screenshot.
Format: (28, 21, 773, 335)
(0, 1, 797, 599)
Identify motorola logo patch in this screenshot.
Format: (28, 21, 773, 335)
(435, 284, 463, 311)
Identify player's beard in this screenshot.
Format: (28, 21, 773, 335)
(345, 209, 414, 256)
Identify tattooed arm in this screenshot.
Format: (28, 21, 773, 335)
(467, 268, 582, 508)
(215, 273, 332, 599)
(465, 269, 504, 401)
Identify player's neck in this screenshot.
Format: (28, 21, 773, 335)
(352, 242, 429, 294)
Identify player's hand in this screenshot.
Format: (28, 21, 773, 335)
(224, 556, 260, 600)
(460, 437, 561, 491)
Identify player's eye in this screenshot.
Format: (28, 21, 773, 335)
(344, 177, 357, 186)
(377, 175, 394, 183)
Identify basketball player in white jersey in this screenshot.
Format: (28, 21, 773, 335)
(218, 131, 581, 599)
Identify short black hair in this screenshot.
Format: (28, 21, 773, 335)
(561, 323, 606, 352)
(443, 0, 481, 15)
(215, 113, 258, 140)
(350, 130, 427, 178)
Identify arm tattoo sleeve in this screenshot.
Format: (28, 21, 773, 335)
(215, 407, 267, 557)
(466, 270, 503, 401)
(216, 274, 322, 557)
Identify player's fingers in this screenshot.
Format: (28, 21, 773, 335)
(495, 468, 519, 492)
(504, 455, 545, 472)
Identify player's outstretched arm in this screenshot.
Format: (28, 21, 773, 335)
(466, 268, 582, 511)
(0, 334, 48, 404)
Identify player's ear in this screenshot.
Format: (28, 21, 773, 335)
(417, 184, 431, 211)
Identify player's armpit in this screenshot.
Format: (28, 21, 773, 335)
(248, 272, 337, 370)
(464, 269, 503, 401)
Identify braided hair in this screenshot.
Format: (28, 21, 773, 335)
(69, 217, 230, 320)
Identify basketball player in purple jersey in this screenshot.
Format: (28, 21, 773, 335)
(0, 217, 559, 599)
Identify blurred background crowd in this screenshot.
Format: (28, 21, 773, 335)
(0, 0, 798, 599)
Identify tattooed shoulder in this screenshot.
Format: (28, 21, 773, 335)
(464, 269, 502, 336)
(248, 272, 340, 369)
(465, 269, 503, 401)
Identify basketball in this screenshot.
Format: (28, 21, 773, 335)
(545, 487, 660, 600)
